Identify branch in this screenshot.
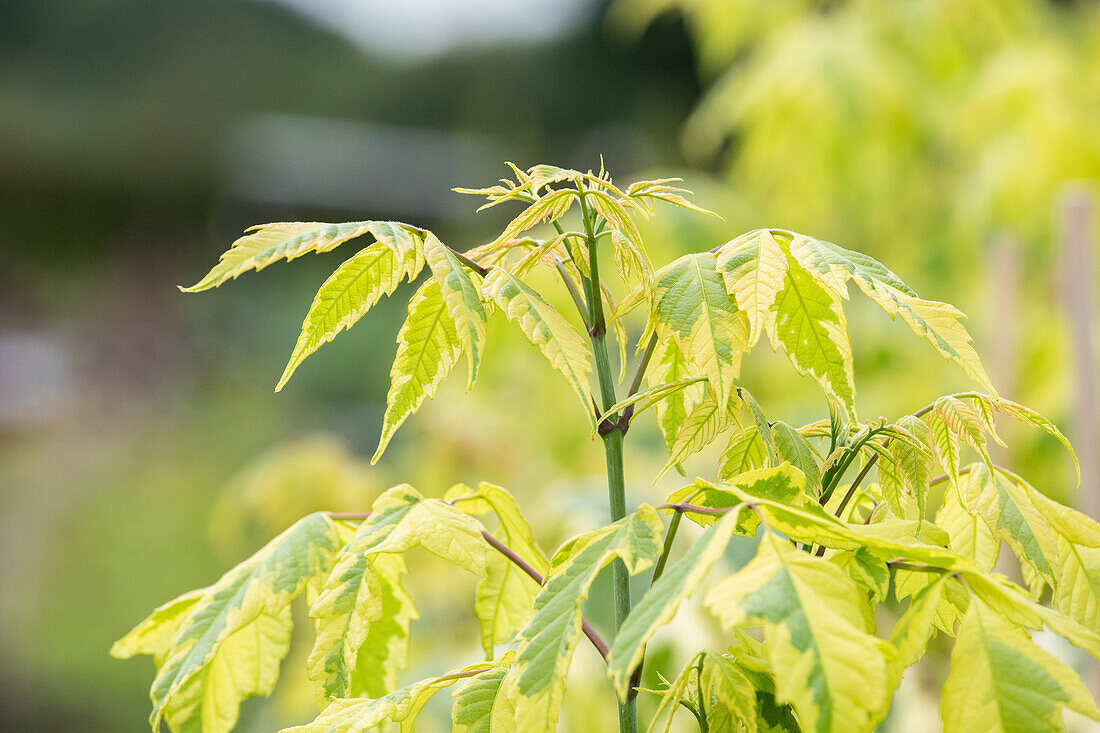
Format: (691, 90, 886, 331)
(448, 246, 490, 277)
(481, 530, 610, 660)
(553, 257, 591, 332)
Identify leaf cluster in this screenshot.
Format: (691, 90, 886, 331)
(118, 163, 1100, 732)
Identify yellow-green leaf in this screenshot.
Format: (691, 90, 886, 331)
(372, 280, 463, 464)
(307, 494, 421, 700)
(278, 227, 424, 391)
(182, 221, 388, 292)
(450, 483, 549, 657)
(770, 421, 821, 493)
(609, 510, 745, 694)
(716, 229, 789, 346)
(705, 532, 894, 733)
(941, 597, 1099, 732)
(117, 512, 344, 733)
(961, 464, 1058, 583)
(423, 232, 488, 388)
(283, 661, 499, 733)
(652, 252, 750, 411)
(937, 483, 1000, 572)
(481, 266, 595, 428)
(497, 506, 664, 733)
(770, 252, 855, 411)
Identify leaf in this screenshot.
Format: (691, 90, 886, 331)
(597, 377, 709, 430)
(889, 574, 949, 683)
(496, 188, 576, 243)
(941, 598, 1099, 732)
(372, 280, 463, 464)
(452, 665, 510, 733)
(276, 225, 425, 391)
(715, 229, 789, 346)
(609, 510, 745, 694)
(368, 498, 489, 577)
(650, 337, 708, 456)
(877, 416, 934, 521)
(423, 232, 488, 388)
(961, 464, 1058, 583)
(113, 512, 344, 733)
(182, 221, 387, 292)
(861, 282, 997, 394)
(497, 506, 664, 733)
(981, 395, 1080, 482)
(705, 532, 894, 733)
(651, 252, 750, 411)
(626, 177, 717, 217)
(283, 662, 497, 733)
(937, 484, 1000, 572)
(643, 654, 699, 733)
(658, 388, 741, 479)
(1052, 536, 1100, 635)
(165, 608, 292, 733)
(769, 251, 855, 411)
(111, 589, 206, 665)
(303, 488, 421, 699)
(700, 651, 758, 733)
(770, 421, 821, 493)
(450, 483, 549, 657)
(718, 426, 768, 479)
(346, 555, 416, 699)
(481, 266, 595, 428)
(779, 232, 995, 392)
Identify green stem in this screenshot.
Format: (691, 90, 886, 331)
(577, 184, 637, 733)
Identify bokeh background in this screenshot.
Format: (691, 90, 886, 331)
(2, 0, 1098, 730)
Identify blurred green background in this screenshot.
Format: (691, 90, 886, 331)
(2, 1, 1098, 731)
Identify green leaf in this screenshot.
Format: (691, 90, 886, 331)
(283, 662, 498, 733)
(275, 224, 425, 391)
(715, 229, 789, 346)
(481, 266, 595, 428)
(770, 421, 821, 493)
(705, 532, 894, 733)
(372, 280, 463, 464)
(423, 232, 488, 388)
(652, 252, 750, 411)
(941, 597, 1099, 732)
(769, 251, 855, 411)
(181, 222, 380, 292)
(452, 665, 511, 733)
(961, 464, 1057, 583)
(497, 506, 664, 732)
(700, 651, 758, 733)
(609, 510, 744, 694)
(450, 483, 549, 657)
(115, 512, 344, 733)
